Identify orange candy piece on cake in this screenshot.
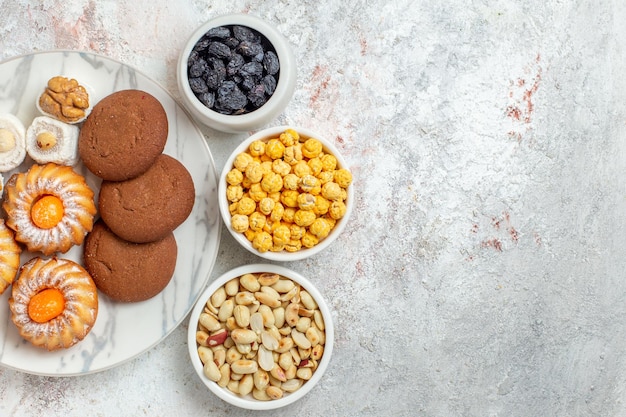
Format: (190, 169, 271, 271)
(28, 288, 66, 323)
(31, 195, 65, 229)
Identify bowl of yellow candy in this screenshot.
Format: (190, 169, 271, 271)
(218, 126, 354, 261)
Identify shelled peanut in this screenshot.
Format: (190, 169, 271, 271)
(195, 272, 326, 401)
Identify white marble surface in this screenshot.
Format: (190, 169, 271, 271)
(1, 1, 626, 416)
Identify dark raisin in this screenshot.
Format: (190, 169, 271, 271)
(261, 74, 277, 95)
(213, 102, 231, 115)
(208, 57, 226, 75)
(206, 26, 231, 39)
(192, 38, 211, 52)
(241, 75, 259, 91)
(208, 42, 231, 59)
(239, 61, 263, 77)
(188, 50, 199, 66)
(189, 59, 208, 78)
(263, 51, 280, 75)
(227, 54, 245, 76)
(217, 81, 247, 112)
(252, 51, 265, 63)
(198, 92, 215, 108)
(205, 69, 223, 91)
(189, 77, 208, 94)
(237, 40, 264, 58)
(233, 25, 258, 42)
(224, 37, 240, 49)
(247, 84, 267, 108)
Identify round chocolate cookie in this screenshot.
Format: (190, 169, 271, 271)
(98, 153, 195, 243)
(78, 89, 168, 181)
(84, 219, 178, 302)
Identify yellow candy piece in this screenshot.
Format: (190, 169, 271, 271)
(302, 138, 323, 159)
(320, 154, 337, 171)
(297, 193, 316, 211)
(265, 138, 285, 160)
(294, 210, 316, 227)
(301, 232, 319, 248)
(231, 214, 249, 233)
(279, 129, 299, 146)
(288, 224, 304, 240)
(248, 183, 267, 202)
(248, 140, 266, 157)
(280, 190, 299, 208)
(283, 173, 299, 190)
(313, 195, 331, 216)
(252, 231, 273, 252)
(233, 152, 254, 171)
(258, 197, 275, 215)
(261, 171, 283, 193)
(317, 170, 334, 185)
(272, 224, 291, 246)
(334, 168, 353, 188)
(245, 162, 264, 183)
(300, 175, 321, 194)
(226, 168, 244, 185)
(269, 202, 285, 223)
(226, 184, 244, 203)
(237, 197, 257, 216)
(321, 182, 342, 201)
(293, 160, 311, 178)
(329, 200, 347, 220)
(249, 212, 267, 232)
(310, 218, 332, 239)
(283, 145, 302, 165)
(284, 239, 302, 252)
(272, 159, 291, 176)
(307, 157, 323, 176)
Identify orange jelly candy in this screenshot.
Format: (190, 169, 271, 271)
(28, 288, 65, 323)
(31, 195, 64, 229)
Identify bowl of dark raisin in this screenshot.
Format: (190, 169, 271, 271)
(177, 14, 297, 133)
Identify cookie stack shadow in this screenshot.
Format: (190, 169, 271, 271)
(79, 90, 195, 303)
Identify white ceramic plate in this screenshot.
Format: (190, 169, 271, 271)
(0, 51, 221, 376)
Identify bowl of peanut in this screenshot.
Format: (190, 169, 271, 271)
(219, 126, 354, 261)
(188, 264, 334, 410)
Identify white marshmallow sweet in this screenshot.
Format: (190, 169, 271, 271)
(0, 114, 27, 172)
(26, 116, 80, 166)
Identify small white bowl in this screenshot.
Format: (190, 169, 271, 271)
(187, 263, 334, 410)
(177, 14, 297, 133)
(219, 126, 354, 261)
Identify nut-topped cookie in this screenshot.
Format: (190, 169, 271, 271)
(78, 89, 168, 181)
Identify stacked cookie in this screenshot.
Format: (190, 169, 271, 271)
(79, 90, 195, 302)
